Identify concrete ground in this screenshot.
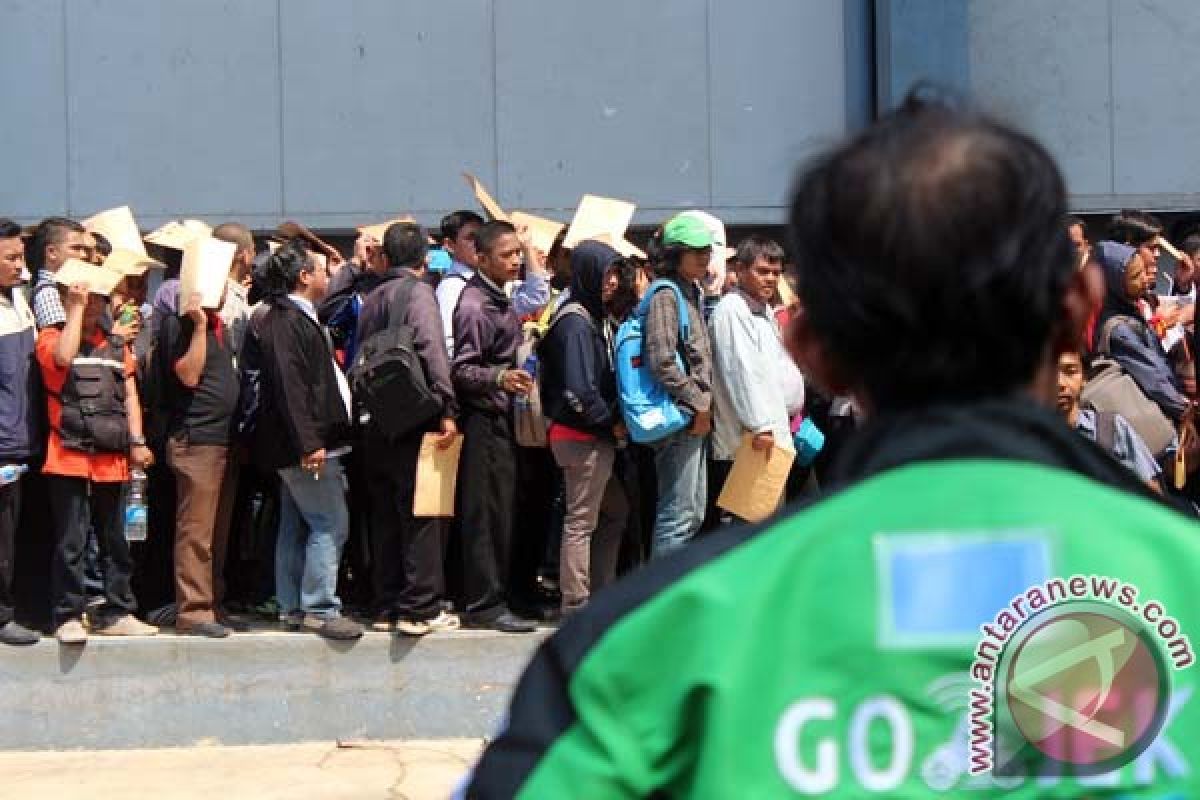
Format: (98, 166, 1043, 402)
(0, 739, 484, 800)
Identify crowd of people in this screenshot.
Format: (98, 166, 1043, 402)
(0, 166, 1197, 648)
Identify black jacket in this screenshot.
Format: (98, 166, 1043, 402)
(252, 296, 351, 470)
(539, 241, 621, 437)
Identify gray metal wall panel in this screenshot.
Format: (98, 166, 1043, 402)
(281, 0, 496, 226)
(3, 0, 869, 228)
(0, 0, 68, 221)
(64, 0, 281, 227)
(710, 0, 847, 210)
(966, 0, 1113, 198)
(1111, 0, 1200, 196)
(495, 0, 710, 219)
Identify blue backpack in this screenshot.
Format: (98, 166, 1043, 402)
(614, 279, 694, 443)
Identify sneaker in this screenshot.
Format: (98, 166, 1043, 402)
(54, 618, 87, 645)
(94, 614, 158, 636)
(397, 611, 462, 636)
(280, 611, 304, 632)
(178, 621, 230, 638)
(303, 614, 364, 641)
(0, 621, 39, 646)
(371, 612, 396, 633)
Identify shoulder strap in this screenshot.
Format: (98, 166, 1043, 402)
(1095, 411, 1118, 455)
(385, 276, 419, 329)
(638, 279, 691, 341)
(1098, 314, 1141, 355)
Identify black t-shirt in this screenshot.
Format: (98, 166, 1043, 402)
(159, 313, 239, 446)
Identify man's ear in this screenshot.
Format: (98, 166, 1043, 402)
(1051, 262, 1103, 356)
(784, 300, 852, 398)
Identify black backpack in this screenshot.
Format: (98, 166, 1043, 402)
(347, 277, 442, 441)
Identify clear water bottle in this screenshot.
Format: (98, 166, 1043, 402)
(124, 469, 148, 542)
(0, 465, 28, 487)
(514, 354, 538, 410)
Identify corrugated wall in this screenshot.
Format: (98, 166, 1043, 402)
(1, 0, 869, 230)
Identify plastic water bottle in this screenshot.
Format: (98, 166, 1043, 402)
(124, 469, 148, 542)
(514, 354, 538, 410)
(0, 465, 28, 487)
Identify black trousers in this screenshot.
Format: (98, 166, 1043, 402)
(47, 476, 136, 626)
(0, 481, 19, 627)
(458, 411, 517, 620)
(365, 435, 445, 621)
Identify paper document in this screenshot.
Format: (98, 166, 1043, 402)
(84, 206, 146, 257)
(414, 433, 464, 517)
(563, 194, 636, 249)
(54, 259, 124, 297)
(180, 236, 236, 309)
(509, 211, 564, 256)
(717, 434, 795, 523)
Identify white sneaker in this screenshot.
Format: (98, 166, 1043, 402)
(55, 618, 87, 645)
(396, 610, 461, 636)
(94, 614, 158, 636)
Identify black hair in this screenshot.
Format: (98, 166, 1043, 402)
(735, 234, 785, 268)
(28, 217, 84, 272)
(0, 219, 20, 239)
(1107, 210, 1162, 248)
(788, 89, 1074, 412)
(92, 231, 112, 258)
(1181, 233, 1200, 260)
(256, 240, 312, 297)
(644, 225, 686, 277)
(440, 210, 485, 243)
(605, 258, 644, 321)
(382, 221, 428, 269)
(474, 220, 517, 257)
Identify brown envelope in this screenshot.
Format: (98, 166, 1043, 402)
(462, 172, 510, 222)
(104, 248, 164, 276)
(414, 433, 464, 517)
(144, 219, 212, 251)
(509, 211, 565, 256)
(180, 236, 237, 309)
(717, 433, 795, 523)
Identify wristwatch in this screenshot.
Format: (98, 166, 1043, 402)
(130, 435, 147, 447)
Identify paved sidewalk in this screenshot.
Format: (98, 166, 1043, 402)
(0, 739, 484, 800)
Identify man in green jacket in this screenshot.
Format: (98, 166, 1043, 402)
(462, 92, 1200, 798)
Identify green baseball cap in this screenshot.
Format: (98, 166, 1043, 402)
(662, 214, 714, 249)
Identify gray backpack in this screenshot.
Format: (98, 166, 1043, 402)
(1082, 315, 1176, 458)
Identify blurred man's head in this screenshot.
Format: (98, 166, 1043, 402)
(1108, 210, 1162, 287)
(787, 92, 1091, 415)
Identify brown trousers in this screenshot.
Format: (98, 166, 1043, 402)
(550, 438, 629, 612)
(167, 437, 237, 627)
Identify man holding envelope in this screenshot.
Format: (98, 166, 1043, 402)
(37, 260, 157, 644)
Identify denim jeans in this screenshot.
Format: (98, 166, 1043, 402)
(650, 430, 708, 557)
(276, 458, 349, 619)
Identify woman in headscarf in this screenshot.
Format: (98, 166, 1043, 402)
(538, 240, 630, 616)
(1093, 240, 1190, 423)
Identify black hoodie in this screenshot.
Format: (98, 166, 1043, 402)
(539, 241, 621, 437)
